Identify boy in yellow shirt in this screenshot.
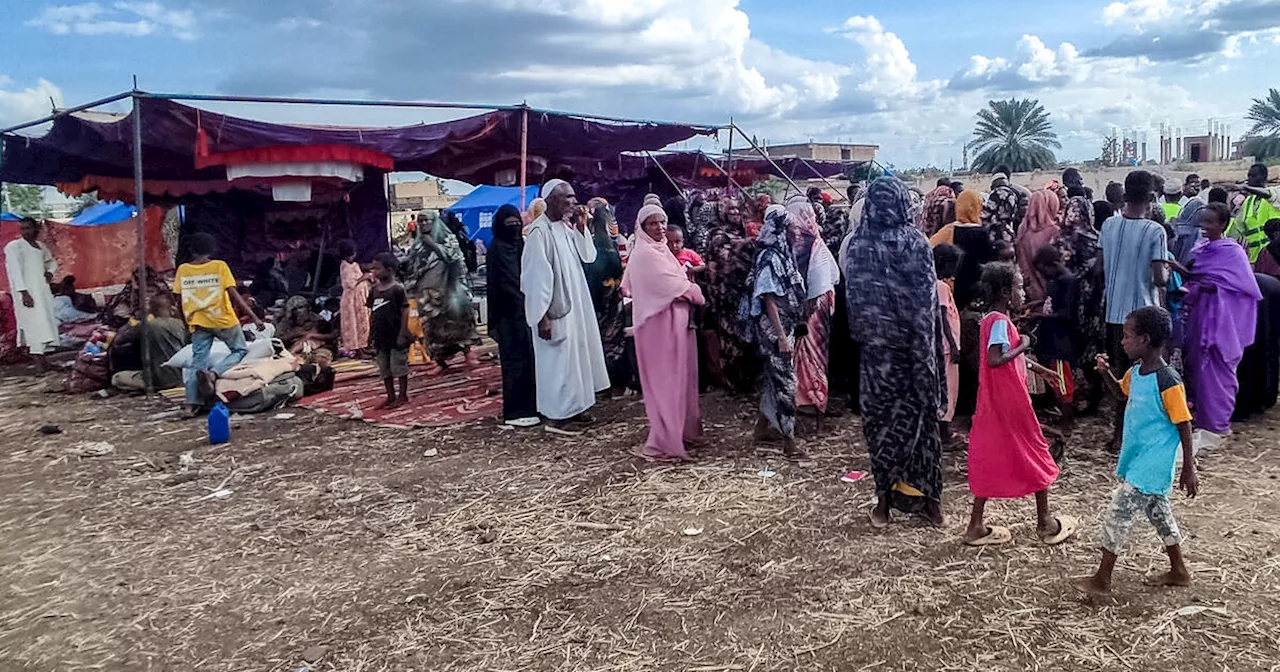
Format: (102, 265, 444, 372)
(173, 233, 263, 416)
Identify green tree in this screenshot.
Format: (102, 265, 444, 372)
(1244, 88, 1280, 161)
(69, 192, 99, 217)
(967, 98, 1061, 173)
(2, 183, 45, 217)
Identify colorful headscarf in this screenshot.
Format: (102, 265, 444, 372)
(740, 206, 806, 336)
(1014, 189, 1062, 301)
(918, 185, 957, 236)
(955, 190, 983, 224)
(584, 202, 624, 315)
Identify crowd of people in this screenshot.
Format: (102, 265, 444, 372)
(469, 164, 1277, 594)
(6, 161, 1280, 596)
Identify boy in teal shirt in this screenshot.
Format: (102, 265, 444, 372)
(1074, 306, 1199, 597)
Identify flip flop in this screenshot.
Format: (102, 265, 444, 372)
(868, 509, 890, 530)
(963, 526, 1012, 547)
(1040, 515, 1079, 546)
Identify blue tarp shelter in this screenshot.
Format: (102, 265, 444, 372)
(69, 201, 136, 225)
(0, 212, 20, 221)
(445, 185, 539, 245)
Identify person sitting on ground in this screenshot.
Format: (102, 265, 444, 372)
(110, 292, 188, 392)
(173, 232, 263, 416)
(297, 347, 336, 397)
(277, 296, 336, 355)
(367, 253, 411, 409)
(963, 262, 1077, 547)
(1074, 306, 1197, 597)
(55, 276, 99, 314)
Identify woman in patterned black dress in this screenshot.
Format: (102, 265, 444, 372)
(845, 177, 946, 528)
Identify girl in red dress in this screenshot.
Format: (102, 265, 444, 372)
(963, 262, 1078, 546)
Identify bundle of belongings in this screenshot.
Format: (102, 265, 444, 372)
(159, 323, 335, 414)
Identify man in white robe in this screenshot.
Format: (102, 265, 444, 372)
(521, 179, 609, 434)
(4, 218, 60, 368)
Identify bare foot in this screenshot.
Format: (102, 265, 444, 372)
(1072, 576, 1113, 597)
(376, 398, 397, 410)
(1144, 571, 1192, 588)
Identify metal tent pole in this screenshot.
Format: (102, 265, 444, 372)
(519, 106, 529, 210)
(725, 117, 734, 196)
(131, 88, 153, 395)
(796, 156, 851, 203)
(644, 151, 684, 198)
(732, 123, 804, 197)
(695, 151, 746, 194)
(0, 91, 133, 134)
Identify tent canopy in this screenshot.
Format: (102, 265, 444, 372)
(1, 96, 719, 195)
(68, 200, 137, 225)
(445, 185, 539, 245)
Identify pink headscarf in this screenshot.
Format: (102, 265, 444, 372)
(786, 195, 840, 299)
(1015, 189, 1062, 302)
(621, 204, 698, 328)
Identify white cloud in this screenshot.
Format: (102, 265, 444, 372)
(951, 36, 1085, 92)
(835, 16, 923, 99)
(27, 1, 197, 40)
(0, 78, 64, 130)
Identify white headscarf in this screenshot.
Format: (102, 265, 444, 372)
(540, 179, 568, 199)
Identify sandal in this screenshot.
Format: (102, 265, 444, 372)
(963, 526, 1013, 547)
(1040, 515, 1079, 546)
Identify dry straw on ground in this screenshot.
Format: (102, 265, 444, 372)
(1, 374, 1278, 671)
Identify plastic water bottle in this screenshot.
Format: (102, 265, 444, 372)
(207, 403, 230, 445)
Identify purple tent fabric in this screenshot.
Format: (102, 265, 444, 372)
(1, 98, 717, 187)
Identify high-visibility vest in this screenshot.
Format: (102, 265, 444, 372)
(1161, 202, 1181, 223)
(1231, 195, 1280, 263)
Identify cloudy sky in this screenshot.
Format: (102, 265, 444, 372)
(3, 0, 1279, 170)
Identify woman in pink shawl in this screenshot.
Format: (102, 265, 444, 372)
(1181, 202, 1262, 437)
(1014, 189, 1061, 303)
(787, 196, 842, 418)
(621, 204, 706, 462)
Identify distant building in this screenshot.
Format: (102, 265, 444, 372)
(390, 179, 458, 211)
(729, 142, 878, 164)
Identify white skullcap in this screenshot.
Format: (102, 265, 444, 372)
(541, 179, 568, 199)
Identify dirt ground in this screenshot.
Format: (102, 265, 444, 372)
(1, 365, 1279, 672)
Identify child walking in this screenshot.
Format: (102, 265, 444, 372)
(933, 244, 963, 448)
(1074, 306, 1198, 597)
(173, 232, 263, 417)
(367, 252, 411, 409)
(963, 262, 1078, 546)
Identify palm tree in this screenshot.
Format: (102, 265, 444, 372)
(967, 98, 1061, 173)
(1244, 88, 1280, 161)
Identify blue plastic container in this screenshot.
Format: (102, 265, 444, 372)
(207, 402, 230, 445)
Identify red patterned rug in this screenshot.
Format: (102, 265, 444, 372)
(299, 354, 503, 428)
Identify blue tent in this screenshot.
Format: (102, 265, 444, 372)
(445, 185, 539, 245)
(0, 212, 20, 221)
(69, 201, 137, 226)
